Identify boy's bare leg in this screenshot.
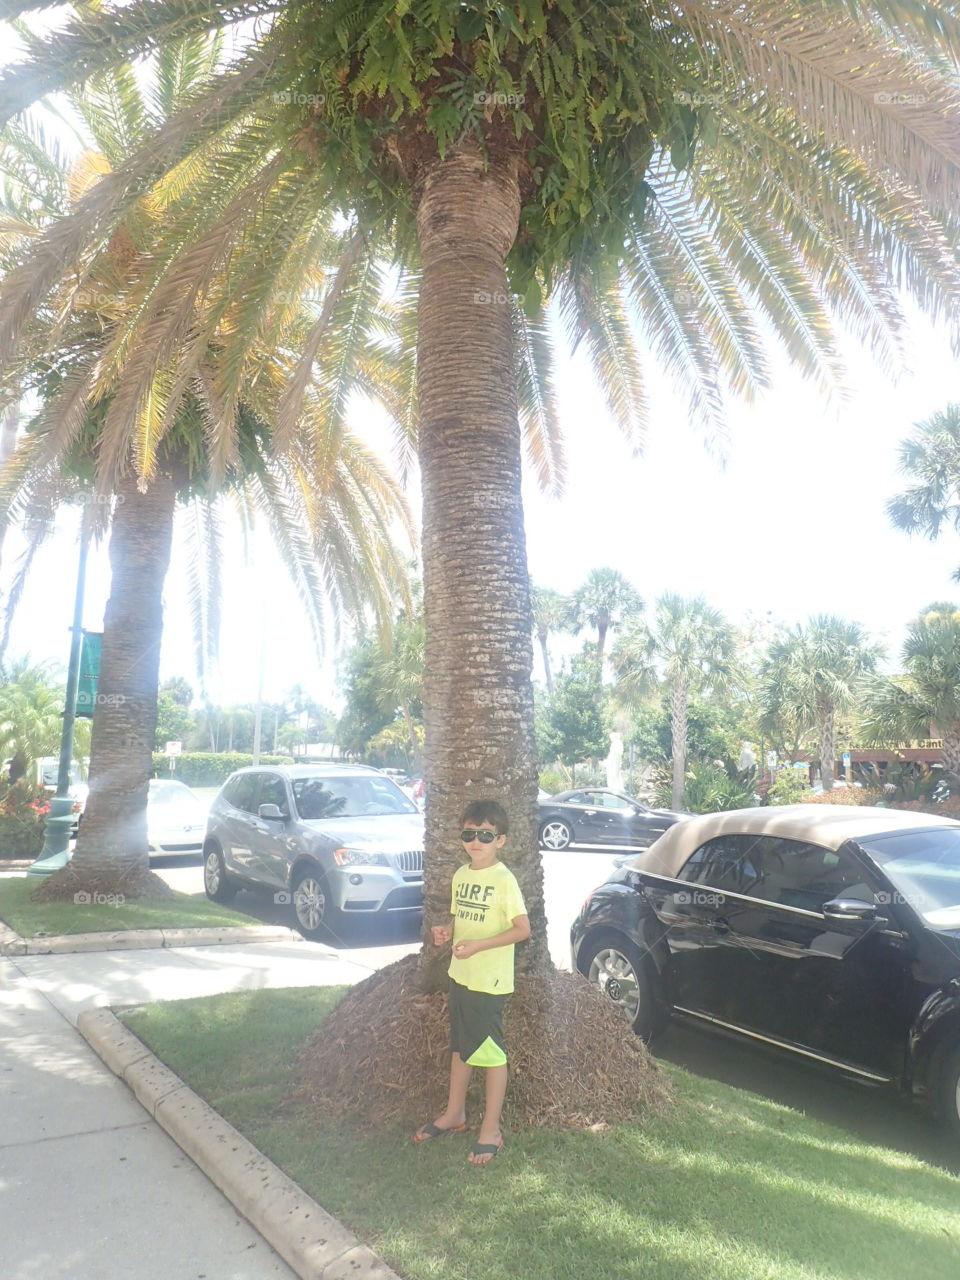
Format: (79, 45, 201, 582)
(431, 1052, 471, 1129)
(469, 1064, 508, 1165)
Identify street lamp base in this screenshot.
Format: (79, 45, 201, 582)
(29, 800, 76, 876)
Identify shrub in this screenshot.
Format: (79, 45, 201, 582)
(798, 787, 883, 806)
(889, 797, 960, 820)
(767, 768, 812, 806)
(538, 766, 569, 795)
(150, 751, 295, 786)
(654, 760, 758, 814)
(0, 782, 50, 858)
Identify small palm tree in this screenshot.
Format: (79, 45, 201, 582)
(530, 585, 567, 694)
(0, 658, 67, 783)
(888, 404, 960, 580)
(860, 602, 960, 781)
(611, 595, 739, 810)
(565, 569, 643, 672)
(760, 617, 881, 792)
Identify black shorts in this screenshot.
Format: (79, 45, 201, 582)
(448, 979, 508, 1067)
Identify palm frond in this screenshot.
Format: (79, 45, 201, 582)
(512, 296, 565, 497)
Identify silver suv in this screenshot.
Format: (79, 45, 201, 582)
(203, 764, 424, 940)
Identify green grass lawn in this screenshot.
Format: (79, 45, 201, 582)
(122, 988, 960, 1280)
(0, 877, 264, 937)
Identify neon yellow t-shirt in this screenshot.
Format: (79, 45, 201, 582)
(448, 860, 527, 994)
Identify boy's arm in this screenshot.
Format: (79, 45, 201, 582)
(452, 914, 530, 959)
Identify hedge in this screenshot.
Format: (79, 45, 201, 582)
(151, 752, 295, 786)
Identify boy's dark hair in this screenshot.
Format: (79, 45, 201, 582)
(459, 799, 509, 836)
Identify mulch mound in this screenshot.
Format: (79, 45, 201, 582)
(296, 952, 673, 1131)
(28, 866, 176, 903)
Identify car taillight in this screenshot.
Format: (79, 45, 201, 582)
(581, 889, 595, 914)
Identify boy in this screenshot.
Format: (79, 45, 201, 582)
(413, 799, 530, 1166)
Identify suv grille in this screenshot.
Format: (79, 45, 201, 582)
(395, 849, 423, 877)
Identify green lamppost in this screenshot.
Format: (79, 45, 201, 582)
(29, 507, 93, 875)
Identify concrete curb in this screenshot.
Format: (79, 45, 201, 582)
(78, 1008, 402, 1280)
(0, 923, 302, 957)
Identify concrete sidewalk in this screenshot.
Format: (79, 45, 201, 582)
(0, 935, 417, 1279)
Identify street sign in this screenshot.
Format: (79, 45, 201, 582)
(766, 750, 777, 769)
(165, 741, 182, 756)
(74, 631, 102, 718)
(842, 752, 851, 768)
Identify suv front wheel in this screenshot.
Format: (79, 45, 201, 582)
(203, 843, 237, 903)
(292, 867, 343, 941)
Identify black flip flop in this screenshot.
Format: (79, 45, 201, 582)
(412, 1121, 467, 1143)
(468, 1140, 505, 1164)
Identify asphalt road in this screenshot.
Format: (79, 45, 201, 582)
(154, 844, 960, 1176)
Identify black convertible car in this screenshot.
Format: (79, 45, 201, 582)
(538, 788, 684, 850)
(571, 804, 960, 1138)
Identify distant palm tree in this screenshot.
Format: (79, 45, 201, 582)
(612, 595, 739, 810)
(0, 659, 69, 783)
(565, 569, 643, 672)
(860, 602, 960, 781)
(888, 404, 960, 580)
(530, 586, 567, 694)
(760, 617, 881, 792)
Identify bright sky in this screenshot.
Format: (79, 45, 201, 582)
(4, 15, 960, 711)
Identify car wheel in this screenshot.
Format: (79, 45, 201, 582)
(540, 819, 573, 850)
(203, 843, 237, 903)
(292, 868, 343, 941)
(581, 933, 663, 1041)
(936, 1042, 960, 1141)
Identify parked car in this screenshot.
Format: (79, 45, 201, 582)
(38, 758, 88, 834)
(538, 788, 684, 850)
(147, 779, 208, 860)
(203, 764, 423, 940)
(571, 804, 960, 1138)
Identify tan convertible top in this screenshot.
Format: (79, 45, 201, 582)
(628, 804, 960, 880)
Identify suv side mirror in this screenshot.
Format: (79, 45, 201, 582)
(821, 897, 882, 924)
(258, 803, 285, 821)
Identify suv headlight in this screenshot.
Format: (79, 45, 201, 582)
(333, 847, 388, 867)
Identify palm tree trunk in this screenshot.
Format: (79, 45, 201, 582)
(940, 725, 960, 783)
(416, 140, 546, 986)
(62, 468, 177, 886)
(596, 621, 608, 671)
(817, 695, 836, 790)
(670, 678, 689, 811)
(538, 628, 554, 694)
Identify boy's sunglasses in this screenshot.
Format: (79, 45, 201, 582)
(460, 828, 499, 844)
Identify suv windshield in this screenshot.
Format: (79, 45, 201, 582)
(859, 827, 960, 927)
(292, 775, 417, 820)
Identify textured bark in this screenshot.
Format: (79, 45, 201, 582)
(670, 678, 689, 811)
(69, 468, 177, 882)
(415, 141, 546, 986)
(816, 695, 836, 791)
(941, 726, 960, 783)
(596, 620, 608, 671)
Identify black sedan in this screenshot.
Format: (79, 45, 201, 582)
(570, 804, 960, 1139)
(538, 788, 684, 850)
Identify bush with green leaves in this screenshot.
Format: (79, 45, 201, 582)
(767, 768, 813, 806)
(151, 752, 294, 787)
(654, 760, 757, 814)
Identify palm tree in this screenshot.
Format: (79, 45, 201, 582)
(611, 594, 739, 810)
(0, 658, 69, 783)
(2, 4, 959, 1009)
(530, 585, 567, 694)
(888, 404, 960, 580)
(565, 569, 643, 673)
(372, 610, 425, 769)
(760, 617, 881, 792)
(860, 602, 960, 781)
(0, 50, 414, 892)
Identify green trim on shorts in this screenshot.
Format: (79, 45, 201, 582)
(465, 1035, 508, 1068)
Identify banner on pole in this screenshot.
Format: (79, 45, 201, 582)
(75, 631, 102, 718)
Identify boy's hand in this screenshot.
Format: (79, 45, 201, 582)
(452, 939, 482, 960)
(431, 924, 453, 946)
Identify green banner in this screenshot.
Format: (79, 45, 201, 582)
(75, 631, 102, 718)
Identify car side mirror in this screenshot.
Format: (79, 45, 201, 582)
(258, 803, 285, 821)
(821, 897, 883, 924)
